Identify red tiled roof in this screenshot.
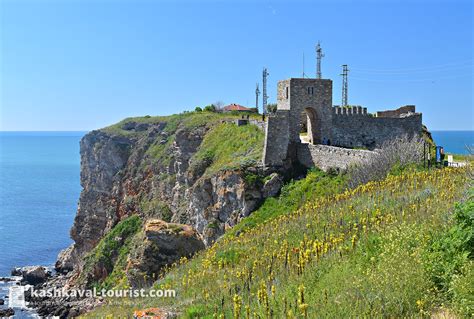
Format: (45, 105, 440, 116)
(222, 103, 252, 111)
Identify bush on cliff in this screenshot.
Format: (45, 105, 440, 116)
(80, 215, 142, 289)
(190, 122, 264, 175)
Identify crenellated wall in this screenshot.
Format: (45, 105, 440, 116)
(262, 77, 423, 169)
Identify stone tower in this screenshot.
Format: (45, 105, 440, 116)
(263, 78, 333, 166)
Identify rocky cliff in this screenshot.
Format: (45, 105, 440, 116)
(55, 113, 281, 289)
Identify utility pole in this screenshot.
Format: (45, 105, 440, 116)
(316, 41, 324, 79)
(340, 64, 349, 106)
(262, 68, 269, 115)
(255, 83, 260, 112)
(302, 53, 307, 78)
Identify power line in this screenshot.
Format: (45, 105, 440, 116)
(341, 64, 349, 106)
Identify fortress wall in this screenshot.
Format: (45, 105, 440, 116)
(376, 105, 416, 118)
(262, 110, 290, 167)
(297, 144, 376, 171)
(330, 113, 422, 149)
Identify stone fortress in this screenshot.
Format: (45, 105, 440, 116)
(263, 78, 422, 170)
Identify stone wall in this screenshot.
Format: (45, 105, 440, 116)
(262, 110, 290, 166)
(297, 144, 376, 171)
(376, 105, 415, 118)
(331, 112, 422, 149)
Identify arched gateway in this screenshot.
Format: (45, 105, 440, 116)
(263, 78, 334, 166)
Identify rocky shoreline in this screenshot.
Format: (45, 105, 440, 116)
(0, 266, 99, 318)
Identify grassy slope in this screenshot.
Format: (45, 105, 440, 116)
(102, 111, 264, 176)
(84, 167, 472, 318)
(191, 122, 264, 175)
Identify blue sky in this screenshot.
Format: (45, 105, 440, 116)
(0, 0, 472, 131)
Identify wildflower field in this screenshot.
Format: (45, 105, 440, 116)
(85, 166, 472, 318)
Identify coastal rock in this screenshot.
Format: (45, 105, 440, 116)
(262, 173, 283, 198)
(66, 122, 276, 267)
(126, 219, 205, 287)
(55, 245, 76, 274)
(20, 266, 49, 285)
(35, 118, 286, 316)
(0, 298, 4, 305)
(10, 268, 21, 276)
(0, 308, 14, 317)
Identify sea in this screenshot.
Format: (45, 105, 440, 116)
(0, 130, 472, 316)
(431, 130, 474, 155)
(0, 132, 85, 317)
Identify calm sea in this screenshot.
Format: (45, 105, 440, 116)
(431, 131, 474, 155)
(0, 130, 472, 277)
(0, 132, 85, 277)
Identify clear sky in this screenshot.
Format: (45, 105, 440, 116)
(0, 0, 472, 131)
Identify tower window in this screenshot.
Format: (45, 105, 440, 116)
(308, 87, 314, 95)
(286, 87, 289, 99)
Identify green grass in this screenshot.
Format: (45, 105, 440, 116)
(102, 111, 262, 137)
(227, 168, 345, 236)
(80, 215, 142, 289)
(189, 122, 264, 176)
(84, 167, 471, 318)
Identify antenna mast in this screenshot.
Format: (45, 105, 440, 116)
(302, 53, 306, 78)
(255, 83, 260, 112)
(316, 41, 324, 79)
(262, 68, 269, 114)
(340, 64, 349, 106)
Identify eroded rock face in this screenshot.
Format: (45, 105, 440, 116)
(17, 266, 50, 285)
(126, 219, 205, 287)
(56, 120, 280, 279)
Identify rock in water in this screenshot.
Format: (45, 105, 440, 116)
(0, 298, 4, 305)
(126, 219, 205, 287)
(10, 268, 21, 276)
(0, 308, 14, 317)
(20, 266, 49, 285)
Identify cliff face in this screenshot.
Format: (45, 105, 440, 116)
(56, 114, 272, 276)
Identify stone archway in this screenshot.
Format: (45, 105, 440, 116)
(304, 107, 322, 145)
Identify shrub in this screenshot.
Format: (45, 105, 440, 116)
(194, 106, 202, 112)
(204, 104, 216, 112)
(347, 135, 424, 188)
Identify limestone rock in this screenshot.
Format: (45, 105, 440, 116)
(262, 173, 283, 198)
(126, 219, 204, 287)
(20, 266, 50, 285)
(55, 244, 76, 274)
(0, 308, 14, 317)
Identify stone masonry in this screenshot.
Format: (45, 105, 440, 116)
(263, 77, 422, 170)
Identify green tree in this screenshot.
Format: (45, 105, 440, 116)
(204, 104, 216, 112)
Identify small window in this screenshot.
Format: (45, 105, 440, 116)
(286, 87, 289, 99)
(311, 87, 314, 95)
(307, 87, 310, 94)
(308, 87, 314, 95)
